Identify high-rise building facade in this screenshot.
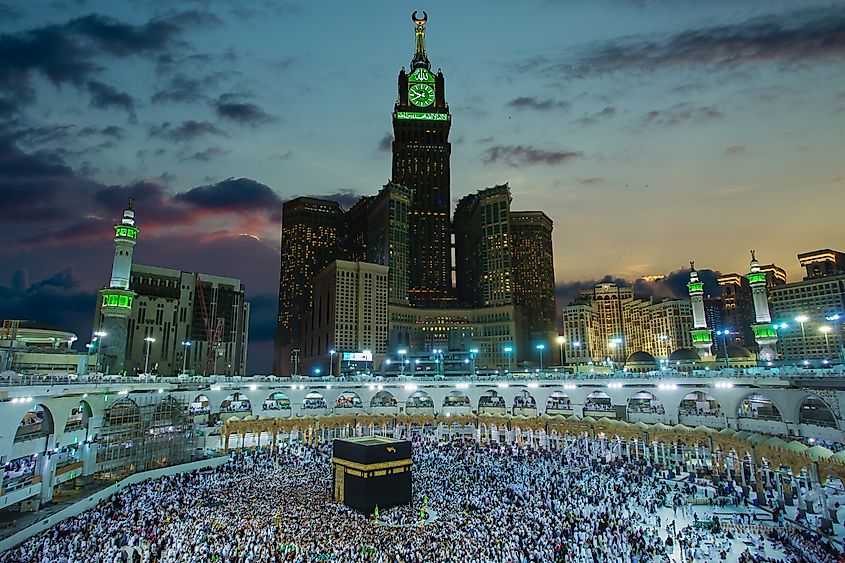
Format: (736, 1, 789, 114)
(367, 182, 412, 306)
(770, 249, 845, 363)
(276, 197, 344, 374)
(392, 13, 453, 305)
(300, 261, 389, 374)
(94, 264, 250, 375)
(510, 210, 556, 346)
(716, 273, 755, 349)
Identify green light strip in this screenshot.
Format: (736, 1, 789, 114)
(687, 282, 704, 293)
(395, 111, 449, 121)
(114, 226, 138, 239)
(747, 273, 766, 284)
(102, 293, 133, 308)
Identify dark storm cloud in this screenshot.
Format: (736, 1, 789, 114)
(377, 133, 393, 152)
(559, 6, 845, 77)
(572, 106, 616, 126)
(86, 80, 137, 121)
(213, 95, 274, 125)
(556, 268, 722, 307)
(506, 97, 570, 112)
(638, 104, 723, 128)
(0, 11, 213, 111)
(181, 146, 231, 162)
(0, 3, 24, 21)
(175, 177, 281, 212)
(246, 292, 280, 342)
(483, 145, 583, 167)
(149, 120, 225, 142)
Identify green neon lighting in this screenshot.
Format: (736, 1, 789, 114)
(747, 272, 766, 284)
(754, 326, 777, 339)
(409, 83, 435, 107)
(395, 111, 449, 121)
(114, 226, 138, 239)
(102, 292, 133, 309)
(408, 68, 434, 83)
(691, 330, 712, 343)
(687, 282, 704, 293)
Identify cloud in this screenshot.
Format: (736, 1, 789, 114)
(181, 146, 230, 162)
(377, 133, 392, 152)
(213, 94, 273, 125)
(149, 120, 225, 142)
(559, 7, 845, 77)
(483, 145, 584, 167)
(638, 104, 723, 128)
(577, 177, 605, 186)
(572, 106, 617, 126)
(506, 96, 570, 112)
(724, 144, 748, 157)
(298, 189, 363, 211)
(151, 71, 227, 104)
(0, 3, 25, 21)
(175, 177, 281, 214)
(86, 80, 136, 121)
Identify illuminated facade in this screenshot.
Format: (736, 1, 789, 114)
(300, 261, 389, 374)
(94, 265, 249, 376)
(798, 249, 845, 279)
(392, 13, 453, 305)
(687, 264, 714, 360)
(747, 252, 778, 362)
(96, 200, 138, 374)
(716, 273, 755, 349)
(367, 182, 412, 306)
(275, 197, 344, 375)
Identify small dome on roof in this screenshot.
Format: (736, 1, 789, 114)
(626, 351, 657, 364)
(716, 345, 754, 359)
(669, 348, 701, 362)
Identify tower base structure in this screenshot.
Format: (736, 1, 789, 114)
(752, 323, 779, 363)
(98, 287, 135, 375)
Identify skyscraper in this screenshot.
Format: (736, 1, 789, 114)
(275, 197, 344, 375)
(367, 182, 412, 306)
(392, 13, 452, 305)
(716, 273, 755, 349)
(510, 210, 556, 345)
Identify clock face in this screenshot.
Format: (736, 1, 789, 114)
(408, 83, 435, 107)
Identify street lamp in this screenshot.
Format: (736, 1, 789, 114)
(825, 314, 843, 363)
(608, 338, 623, 369)
(716, 329, 732, 368)
(572, 341, 581, 372)
(143, 337, 156, 375)
(469, 347, 479, 377)
(503, 346, 513, 373)
(181, 340, 192, 374)
(556, 336, 565, 366)
(329, 349, 336, 377)
(536, 344, 545, 373)
(819, 326, 832, 361)
(398, 349, 407, 377)
(94, 331, 107, 373)
(795, 315, 809, 362)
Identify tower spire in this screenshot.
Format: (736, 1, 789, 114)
(411, 11, 430, 69)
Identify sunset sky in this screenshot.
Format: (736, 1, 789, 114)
(2, 0, 844, 371)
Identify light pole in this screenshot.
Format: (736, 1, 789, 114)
(503, 346, 513, 373)
(659, 334, 669, 370)
(181, 340, 191, 374)
(93, 331, 107, 373)
(716, 329, 732, 368)
(329, 349, 336, 377)
(556, 336, 565, 366)
(572, 341, 581, 372)
(469, 348, 479, 377)
(825, 314, 843, 363)
(536, 344, 545, 373)
(772, 322, 789, 364)
(143, 337, 156, 375)
(608, 338, 622, 370)
(795, 315, 809, 363)
(398, 349, 407, 377)
(819, 326, 832, 362)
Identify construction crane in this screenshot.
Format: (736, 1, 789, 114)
(194, 274, 225, 375)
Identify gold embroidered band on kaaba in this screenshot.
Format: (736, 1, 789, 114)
(331, 457, 412, 479)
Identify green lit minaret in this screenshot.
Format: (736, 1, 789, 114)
(96, 199, 138, 374)
(687, 261, 714, 361)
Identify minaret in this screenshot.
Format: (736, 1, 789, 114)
(687, 261, 714, 361)
(97, 199, 139, 374)
(747, 250, 778, 362)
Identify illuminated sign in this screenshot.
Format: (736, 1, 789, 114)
(395, 111, 449, 121)
(114, 226, 138, 239)
(102, 292, 133, 309)
(409, 68, 434, 83)
(342, 351, 373, 362)
(687, 282, 704, 292)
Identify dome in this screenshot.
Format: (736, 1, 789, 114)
(716, 345, 754, 359)
(669, 348, 701, 362)
(626, 351, 656, 364)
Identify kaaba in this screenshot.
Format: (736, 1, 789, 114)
(332, 436, 412, 514)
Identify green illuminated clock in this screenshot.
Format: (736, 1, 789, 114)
(408, 83, 435, 107)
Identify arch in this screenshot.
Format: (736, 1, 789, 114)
(478, 389, 505, 412)
(584, 391, 613, 413)
(152, 395, 187, 427)
(263, 392, 291, 411)
(221, 392, 252, 413)
(546, 392, 572, 413)
(335, 391, 363, 409)
(302, 391, 327, 410)
(798, 394, 839, 429)
(105, 397, 141, 425)
(407, 390, 434, 408)
(443, 390, 471, 409)
(678, 391, 722, 417)
(737, 392, 782, 421)
(514, 390, 537, 410)
(64, 400, 92, 433)
(14, 403, 55, 443)
(370, 390, 397, 408)
(627, 391, 665, 415)
(190, 394, 210, 415)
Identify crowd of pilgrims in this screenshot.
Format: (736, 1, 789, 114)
(1, 437, 842, 563)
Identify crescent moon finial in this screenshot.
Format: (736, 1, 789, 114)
(412, 10, 427, 26)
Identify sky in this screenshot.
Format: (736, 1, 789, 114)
(1, 0, 844, 372)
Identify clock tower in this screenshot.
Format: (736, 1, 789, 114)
(392, 11, 453, 305)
